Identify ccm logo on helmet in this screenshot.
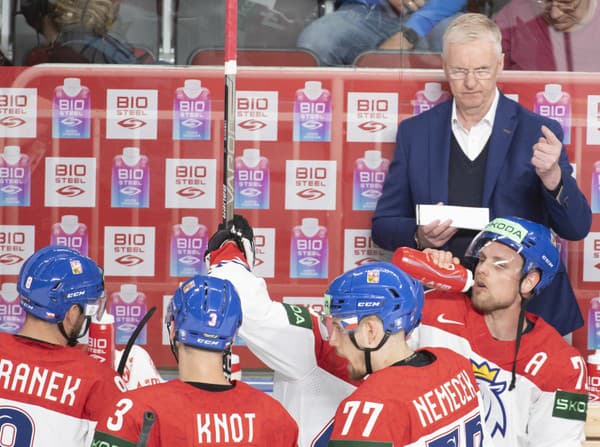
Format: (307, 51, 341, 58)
(357, 301, 381, 308)
(542, 255, 555, 268)
(66, 290, 86, 298)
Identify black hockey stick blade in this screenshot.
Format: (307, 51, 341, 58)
(117, 306, 157, 376)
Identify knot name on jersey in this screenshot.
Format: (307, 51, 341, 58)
(197, 412, 257, 443)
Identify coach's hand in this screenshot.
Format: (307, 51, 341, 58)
(532, 125, 562, 192)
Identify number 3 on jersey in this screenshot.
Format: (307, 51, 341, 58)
(107, 398, 134, 431)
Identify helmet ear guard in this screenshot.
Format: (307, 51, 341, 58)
(465, 216, 559, 295)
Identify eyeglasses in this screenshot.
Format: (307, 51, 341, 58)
(447, 67, 495, 80)
(543, 0, 581, 12)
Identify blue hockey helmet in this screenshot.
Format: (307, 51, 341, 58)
(323, 262, 424, 336)
(465, 216, 559, 295)
(166, 275, 242, 351)
(17, 246, 105, 323)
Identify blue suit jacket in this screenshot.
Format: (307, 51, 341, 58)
(372, 93, 591, 334)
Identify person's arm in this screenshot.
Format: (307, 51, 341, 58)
(526, 353, 587, 446)
(527, 391, 586, 446)
(536, 121, 592, 240)
(114, 345, 165, 390)
(371, 121, 420, 251)
(209, 244, 320, 380)
(402, 0, 466, 38)
(380, 0, 466, 50)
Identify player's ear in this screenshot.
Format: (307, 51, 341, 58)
(66, 304, 82, 322)
(168, 318, 176, 341)
(520, 270, 540, 297)
(362, 316, 385, 348)
(59, 304, 82, 335)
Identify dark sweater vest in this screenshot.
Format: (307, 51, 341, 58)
(447, 133, 490, 260)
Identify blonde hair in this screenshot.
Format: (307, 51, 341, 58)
(52, 0, 119, 35)
(442, 13, 502, 60)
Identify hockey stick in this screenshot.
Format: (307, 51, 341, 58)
(135, 411, 156, 447)
(117, 306, 157, 376)
(222, 0, 238, 224)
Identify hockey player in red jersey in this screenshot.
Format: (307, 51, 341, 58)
(205, 215, 359, 447)
(0, 246, 127, 447)
(416, 216, 588, 446)
(93, 275, 299, 446)
(323, 261, 486, 446)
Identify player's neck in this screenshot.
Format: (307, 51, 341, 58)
(373, 337, 414, 370)
(178, 348, 230, 385)
(18, 317, 68, 346)
(483, 302, 525, 341)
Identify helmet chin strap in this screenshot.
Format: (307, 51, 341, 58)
(509, 274, 532, 391)
(169, 340, 179, 364)
(349, 331, 390, 375)
(168, 326, 180, 364)
(58, 316, 91, 347)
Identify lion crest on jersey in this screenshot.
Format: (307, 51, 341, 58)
(471, 360, 508, 438)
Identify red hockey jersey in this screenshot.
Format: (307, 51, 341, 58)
(329, 347, 484, 446)
(94, 378, 299, 446)
(0, 332, 126, 446)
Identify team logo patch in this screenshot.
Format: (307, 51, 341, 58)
(366, 270, 380, 283)
(553, 390, 588, 421)
(182, 280, 195, 293)
(471, 360, 508, 437)
(70, 259, 83, 274)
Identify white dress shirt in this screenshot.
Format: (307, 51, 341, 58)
(451, 89, 500, 161)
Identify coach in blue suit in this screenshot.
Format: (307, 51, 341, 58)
(372, 13, 591, 335)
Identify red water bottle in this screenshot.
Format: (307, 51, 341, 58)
(88, 311, 115, 367)
(392, 247, 473, 292)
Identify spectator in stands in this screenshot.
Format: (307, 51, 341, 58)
(297, 0, 467, 66)
(22, 0, 151, 64)
(494, 0, 600, 71)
